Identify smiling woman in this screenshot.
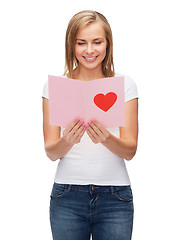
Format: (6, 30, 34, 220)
(42, 10, 138, 240)
(64, 10, 115, 80)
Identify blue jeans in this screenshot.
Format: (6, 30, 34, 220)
(50, 183, 134, 240)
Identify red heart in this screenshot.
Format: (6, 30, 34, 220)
(94, 92, 117, 112)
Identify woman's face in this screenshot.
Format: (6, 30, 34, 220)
(74, 22, 107, 71)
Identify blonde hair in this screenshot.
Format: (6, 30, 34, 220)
(64, 10, 115, 78)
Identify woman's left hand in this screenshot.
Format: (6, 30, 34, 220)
(86, 120, 111, 144)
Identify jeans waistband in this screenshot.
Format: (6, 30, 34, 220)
(54, 182, 130, 194)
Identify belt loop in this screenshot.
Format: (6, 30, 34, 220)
(67, 184, 72, 191)
(89, 185, 93, 194)
(111, 186, 114, 195)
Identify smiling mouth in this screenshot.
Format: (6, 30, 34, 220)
(83, 56, 98, 62)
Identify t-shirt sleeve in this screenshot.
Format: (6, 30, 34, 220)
(124, 75, 138, 102)
(42, 80, 49, 99)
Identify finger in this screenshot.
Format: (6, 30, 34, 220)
(71, 124, 85, 141)
(64, 119, 80, 135)
(90, 120, 110, 139)
(63, 120, 82, 143)
(66, 120, 83, 138)
(87, 125, 99, 140)
(91, 120, 107, 133)
(86, 128, 99, 144)
(75, 127, 85, 142)
(64, 123, 84, 144)
(88, 121, 104, 138)
(71, 121, 84, 136)
(87, 121, 110, 143)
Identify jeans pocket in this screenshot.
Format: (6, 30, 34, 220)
(113, 186, 133, 202)
(50, 183, 67, 199)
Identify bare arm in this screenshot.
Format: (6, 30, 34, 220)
(42, 97, 85, 161)
(86, 98, 138, 160)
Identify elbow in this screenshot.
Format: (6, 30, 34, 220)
(45, 145, 58, 162)
(125, 152, 136, 161)
(124, 145, 137, 161)
(46, 151, 57, 161)
(45, 146, 59, 162)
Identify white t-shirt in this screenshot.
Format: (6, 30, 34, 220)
(42, 73, 138, 186)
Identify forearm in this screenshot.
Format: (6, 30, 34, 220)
(45, 137, 74, 161)
(102, 134, 137, 160)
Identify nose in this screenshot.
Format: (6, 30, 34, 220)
(86, 43, 94, 54)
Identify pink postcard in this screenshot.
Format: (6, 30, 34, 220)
(48, 75, 125, 128)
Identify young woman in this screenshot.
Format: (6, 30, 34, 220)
(42, 10, 138, 240)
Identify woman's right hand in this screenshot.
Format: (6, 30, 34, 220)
(62, 119, 85, 145)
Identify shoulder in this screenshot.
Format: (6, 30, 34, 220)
(115, 73, 138, 102)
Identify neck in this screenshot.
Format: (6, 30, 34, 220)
(72, 66, 105, 81)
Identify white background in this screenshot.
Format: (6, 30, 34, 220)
(1, 0, 181, 239)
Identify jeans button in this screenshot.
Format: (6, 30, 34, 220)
(92, 186, 99, 190)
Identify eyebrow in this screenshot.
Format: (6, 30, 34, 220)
(76, 38, 104, 41)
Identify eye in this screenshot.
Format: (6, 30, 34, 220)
(94, 42, 101, 45)
(77, 42, 85, 45)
